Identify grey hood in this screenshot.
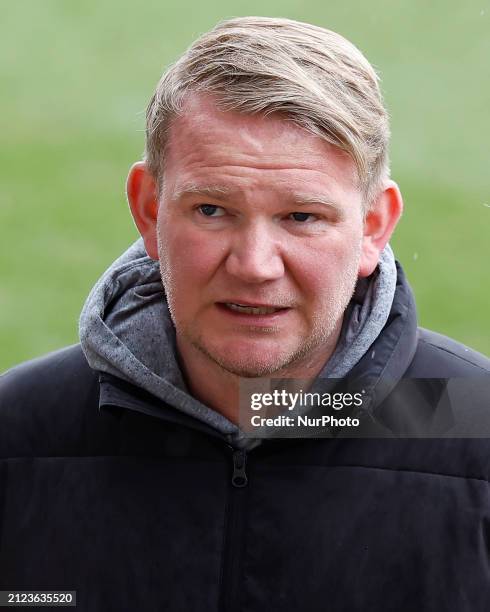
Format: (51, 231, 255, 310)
(79, 238, 397, 444)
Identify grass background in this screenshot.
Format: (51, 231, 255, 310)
(1, 0, 489, 372)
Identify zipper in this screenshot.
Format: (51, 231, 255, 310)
(220, 448, 249, 612)
(231, 449, 248, 488)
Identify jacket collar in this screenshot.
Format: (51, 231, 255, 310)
(99, 372, 231, 444)
(346, 261, 419, 413)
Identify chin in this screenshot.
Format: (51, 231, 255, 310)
(195, 338, 298, 378)
(213, 357, 289, 378)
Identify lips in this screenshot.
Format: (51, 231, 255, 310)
(225, 303, 283, 315)
(215, 301, 291, 325)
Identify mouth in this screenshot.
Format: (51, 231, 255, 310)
(223, 302, 286, 315)
(216, 302, 291, 321)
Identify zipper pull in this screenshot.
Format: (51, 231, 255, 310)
(231, 449, 248, 487)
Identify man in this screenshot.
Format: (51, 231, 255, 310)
(1, 16, 489, 612)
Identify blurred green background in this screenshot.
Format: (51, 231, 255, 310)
(1, 0, 489, 372)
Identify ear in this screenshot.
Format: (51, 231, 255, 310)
(126, 161, 159, 260)
(358, 180, 403, 278)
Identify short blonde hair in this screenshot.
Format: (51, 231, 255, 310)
(145, 16, 390, 206)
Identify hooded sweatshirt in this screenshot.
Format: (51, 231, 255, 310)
(79, 239, 397, 447)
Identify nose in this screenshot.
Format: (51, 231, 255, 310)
(225, 220, 285, 283)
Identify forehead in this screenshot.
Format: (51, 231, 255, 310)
(163, 94, 359, 198)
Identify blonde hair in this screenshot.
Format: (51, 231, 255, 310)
(145, 16, 390, 206)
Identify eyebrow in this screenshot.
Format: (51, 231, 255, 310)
(291, 192, 344, 217)
(172, 183, 235, 201)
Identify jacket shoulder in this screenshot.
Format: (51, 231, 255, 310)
(406, 328, 490, 377)
(0, 345, 106, 457)
(2, 343, 96, 385)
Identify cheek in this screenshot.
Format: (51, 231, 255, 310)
(287, 231, 362, 300)
(158, 222, 225, 285)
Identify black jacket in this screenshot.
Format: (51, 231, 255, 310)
(1, 267, 490, 612)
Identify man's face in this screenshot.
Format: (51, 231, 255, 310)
(156, 95, 366, 378)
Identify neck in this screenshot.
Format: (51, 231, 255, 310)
(176, 330, 342, 425)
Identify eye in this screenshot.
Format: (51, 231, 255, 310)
(289, 212, 317, 223)
(198, 204, 225, 217)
